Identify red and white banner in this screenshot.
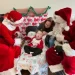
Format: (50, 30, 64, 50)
(19, 14, 48, 38)
(16, 8, 48, 38)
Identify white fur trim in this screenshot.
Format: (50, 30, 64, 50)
(2, 19, 16, 31)
(48, 31, 53, 35)
(14, 38, 22, 46)
(64, 26, 69, 31)
(0, 68, 15, 75)
(14, 17, 24, 24)
(62, 43, 75, 56)
(49, 63, 63, 73)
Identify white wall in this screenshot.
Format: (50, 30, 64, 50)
(0, 0, 75, 17)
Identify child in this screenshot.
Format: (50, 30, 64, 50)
(24, 30, 43, 56)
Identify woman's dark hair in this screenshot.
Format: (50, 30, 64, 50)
(40, 17, 55, 30)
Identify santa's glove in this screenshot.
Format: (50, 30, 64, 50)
(45, 35, 51, 47)
(55, 46, 63, 55)
(14, 38, 22, 46)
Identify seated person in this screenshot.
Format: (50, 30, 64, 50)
(38, 17, 55, 35)
(24, 30, 43, 56)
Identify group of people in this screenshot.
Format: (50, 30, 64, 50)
(0, 7, 75, 75)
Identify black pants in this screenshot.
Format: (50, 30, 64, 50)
(20, 69, 39, 75)
(24, 46, 42, 56)
(20, 69, 30, 75)
(53, 70, 66, 75)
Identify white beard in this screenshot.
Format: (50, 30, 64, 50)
(2, 18, 16, 31)
(52, 23, 68, 46)
(52, 23, 64, 37)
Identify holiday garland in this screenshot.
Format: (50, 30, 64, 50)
(13, 6, 51, 16)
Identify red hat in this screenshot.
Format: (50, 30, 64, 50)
(7, 10, 24, 24)
(55, 7, 72, 26)
(55, 7, 72, 31)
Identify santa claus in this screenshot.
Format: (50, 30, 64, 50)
(61, 21, 75, 74)
(46, 7, 73, 75)
(0, 10, 24, 75)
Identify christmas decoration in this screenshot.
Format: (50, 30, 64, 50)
(18, 15, 48, 38)
(13, 7, 49, 38)
(13, 6, 51, 16)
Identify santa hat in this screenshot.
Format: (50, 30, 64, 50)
(55, 7, 72, 31)
(7, 10, 24, 24)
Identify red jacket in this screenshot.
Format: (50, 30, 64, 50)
(0, 23, 21, 72)
(28, 37, 43, 50)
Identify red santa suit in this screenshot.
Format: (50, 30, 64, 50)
(0, 10, 24, 73)
(62, 20, 75, 74)
(46, 7, 72, 73)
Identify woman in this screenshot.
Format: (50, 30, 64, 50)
(38, 17, 55, 35)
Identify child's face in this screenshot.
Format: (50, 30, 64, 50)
(36, 31, 43, 40)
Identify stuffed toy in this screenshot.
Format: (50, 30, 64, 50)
(0, 10, 24, 75)
(24, 30, 43, 56)
(46, 7, 72, 75)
